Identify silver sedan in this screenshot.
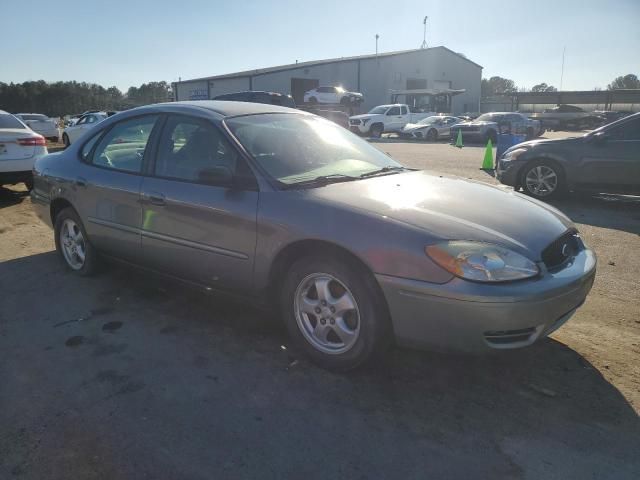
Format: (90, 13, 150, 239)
(31, 101, 596, 370)
(400, 115, 463, 141)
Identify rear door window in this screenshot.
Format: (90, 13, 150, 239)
(91, 115, 158, 173)
(0, 114, 26, 129)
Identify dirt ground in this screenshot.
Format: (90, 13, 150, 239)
(1, 133, 639, 479)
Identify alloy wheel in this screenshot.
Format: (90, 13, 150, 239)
(294, 273, 360, 355)
(525, 165, 558, 197)
(60, 218, 86, 270)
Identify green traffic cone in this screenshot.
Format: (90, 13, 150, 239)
(455, 129, 463, 148)
(481, 139, 494, 169)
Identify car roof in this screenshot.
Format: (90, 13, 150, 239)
(141, 100, 301, 117)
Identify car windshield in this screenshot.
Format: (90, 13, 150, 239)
(368, 106, 389, 114)
(0, 114, 26, 129)
(19, 114, 48, 121)
(475, 113, 502, 122)
(225, 113, 403, 186)
(417, 116, 441, 125)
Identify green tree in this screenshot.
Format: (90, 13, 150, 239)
(481, 76, 517, 97)
(531, 83, 558, 92)
(607, 74, 640, 90)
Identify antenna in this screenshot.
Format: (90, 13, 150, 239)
(421, 16, 428, 49)
(375, 34, 379, 56)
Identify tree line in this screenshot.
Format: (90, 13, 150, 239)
(481, 73, 639, 97)
(0, 80, 172, 117)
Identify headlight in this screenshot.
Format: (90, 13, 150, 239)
(362, 119, 370, 125)
(425, 241, 539, 282)
(501, 147, 528, 161)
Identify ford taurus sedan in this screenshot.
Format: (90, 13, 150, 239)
(31, 101, 596, 370)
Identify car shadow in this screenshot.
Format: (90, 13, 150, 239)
(550, 193, 640, 235)
(2, 251, 639, 477)
(0, 185, 29, 208)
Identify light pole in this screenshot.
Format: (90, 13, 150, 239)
(421, 16, 428, 49)
(375, 34, 379, 56)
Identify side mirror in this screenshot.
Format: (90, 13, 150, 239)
(591, 131, 609, 145)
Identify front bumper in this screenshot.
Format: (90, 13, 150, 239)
(377, 248, 596, 353)
(349, 124, 369, 135)
(495, 159, 526, 187)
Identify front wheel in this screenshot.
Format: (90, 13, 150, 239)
(369, 123, 383, 138)
(426, 129, 438, 141)
(281, 256, 390, 371)
(521, 160, 565, 200)
(54, 207, 99, 275)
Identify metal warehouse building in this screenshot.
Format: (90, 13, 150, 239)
(173, 46, 482, 114)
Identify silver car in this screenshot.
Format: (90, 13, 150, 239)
(31, 101, 596, 370)
(400, 116, 462, 141)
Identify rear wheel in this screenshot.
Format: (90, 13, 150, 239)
(62, 133, 70, 148)
(308, 97, 318, 104)
(54, 207, 98, 275)
(521, 160, 566, 200)
(281, 255, 390, 371)
(23, 176, 34, 191)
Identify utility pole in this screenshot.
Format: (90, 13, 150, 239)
(560, 46, 566, 91)
(375, 34, 379, 56)
(421, 16, 428, 49)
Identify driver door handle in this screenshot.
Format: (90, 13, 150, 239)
(142, 191, 166, 206)
(75, 176, 87, 187)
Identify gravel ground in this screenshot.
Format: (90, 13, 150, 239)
(1, 132, 639, 479)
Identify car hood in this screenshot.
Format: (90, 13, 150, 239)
(350, 113, 379, 121)
(456, 121, 497, 127)
(402, 123, 432, 132)
(306, 170, 573, 259)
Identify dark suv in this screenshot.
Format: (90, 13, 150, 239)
(496, 112, 640, 199)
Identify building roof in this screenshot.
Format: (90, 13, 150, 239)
(178, 46, 482, 84)
(152, 100, 303, 117)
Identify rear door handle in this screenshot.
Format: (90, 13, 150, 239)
(75, 176, 87, 187)
(142, 191, 166, 206)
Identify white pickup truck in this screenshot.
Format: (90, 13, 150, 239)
(349, 104, 435, 137)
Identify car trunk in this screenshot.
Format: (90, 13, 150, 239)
(0, 129, 37, 160)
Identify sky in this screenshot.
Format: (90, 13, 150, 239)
(4, 0, 639, 92)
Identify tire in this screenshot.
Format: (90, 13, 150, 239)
(426, 129, 438, 141)
(62, 133, 70, 148)
(23, 176, 34, 191)
(54, 207, 99, 275)
(309, 97, 317, 104)
(369, 123, 384, 138)
(521, 160, 566, 200)
(485, 129, 498, 144)
(281, 255, 391, 371)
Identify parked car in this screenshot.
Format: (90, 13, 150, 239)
(62, 112, 109, 146)
(450, 112, 542, 144)
(349, 104, 436, 137)
(400, 115, 463, 141)
(529, 105, 605, 131)
(496, 112, 640, 199)
(32, 101, 596, 370)
(214, 90, 349, 128)
(304, 86, 363, 106)
(0, 110, 48, 190)
(16, 113, 60, 142)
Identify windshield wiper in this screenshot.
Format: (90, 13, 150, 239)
(281, 173, 357, 189)
(359, 166, 408, 178)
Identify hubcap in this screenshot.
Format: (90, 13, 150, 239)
(60, 219, 86, 270)
(294, 273, 360, 355)
(525, 165, 558, 197)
